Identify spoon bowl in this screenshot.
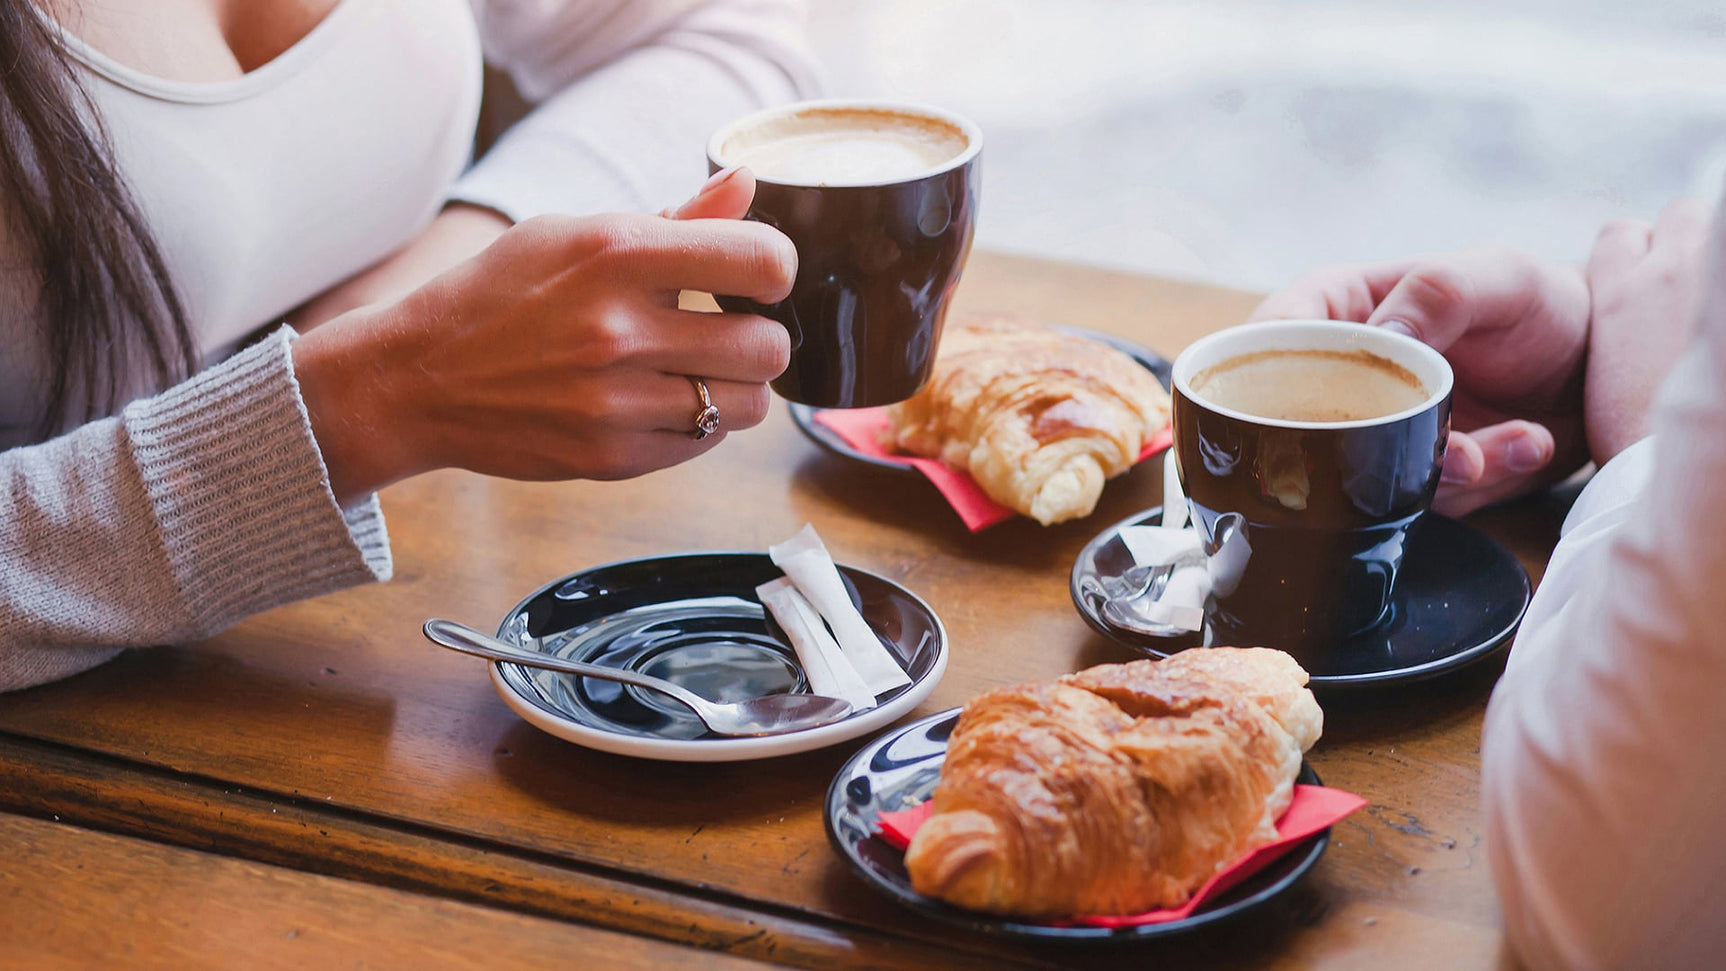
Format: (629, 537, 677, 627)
(423, 619, 855, 737)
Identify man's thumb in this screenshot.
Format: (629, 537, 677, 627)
(1363, 264, 1475, 352)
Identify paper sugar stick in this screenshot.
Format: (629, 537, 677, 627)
(756, 578, 878, 712)
(769, 525, 913, 694)
(1117, 454, 1210, 632)
(1119, 524, 1205, 570)
(1142, 563, 1209, 631)
(1162, 449, 1189, 530)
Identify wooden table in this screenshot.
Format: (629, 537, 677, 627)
(0, 811, 771, 969)
(0, 251, 1566, 968)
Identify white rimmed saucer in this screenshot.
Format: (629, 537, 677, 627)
(488, 552, 948, 762)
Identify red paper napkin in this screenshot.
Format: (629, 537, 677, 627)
(812, 407, 1175, 532)
(875, 784, 1365, 927)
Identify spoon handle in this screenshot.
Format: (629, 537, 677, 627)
(422, 619, 709, 711)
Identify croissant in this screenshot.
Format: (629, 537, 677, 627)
(883, 313, 1171, 525)
(903, 648, 1322, 919)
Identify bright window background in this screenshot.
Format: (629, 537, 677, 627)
(809, 0, 1726, 292)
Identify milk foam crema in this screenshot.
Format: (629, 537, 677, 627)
(715, 107, 971, 186)
(1191, 349, 1429, 424)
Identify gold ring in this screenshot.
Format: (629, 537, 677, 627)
(689, 377, 721, 440)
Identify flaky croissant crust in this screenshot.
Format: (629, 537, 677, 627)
(883, 314, 1171, 525)
(903, 648, 1322, 919)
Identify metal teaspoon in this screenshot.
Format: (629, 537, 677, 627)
(422, 619, 855, 737)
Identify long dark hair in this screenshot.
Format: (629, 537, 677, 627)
(0, 0, 197, 440)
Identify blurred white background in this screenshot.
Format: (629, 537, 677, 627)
(808, 0, 1726, 292)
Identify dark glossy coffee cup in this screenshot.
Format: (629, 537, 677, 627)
(706, 100, 982, 408)
(1171, 320, 1454, 654)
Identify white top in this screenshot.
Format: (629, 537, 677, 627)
(1482, 179, 1726, 969)
(0, 0, 817, 443)
(0, 0, 815, 692)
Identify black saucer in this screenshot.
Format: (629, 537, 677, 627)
(1070, 508, 1530, 691)
(824, 707, 1329, 942)
(486, 553, 948, 761)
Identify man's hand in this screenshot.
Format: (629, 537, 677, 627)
(1251, 245, 1590, 516)
(1584, 197, 1713, 465)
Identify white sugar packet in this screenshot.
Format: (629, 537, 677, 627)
(756, 578, 878, 712)
(1119, 524, 1205, 569)
(1108, 450, 1211, 632)
(1140, 564, 1209, 631)
(769, 524, 913, 694)
(1162, 449, 1189, 530)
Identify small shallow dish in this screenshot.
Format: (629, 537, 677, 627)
(1070, 508, 1531, 690)
(787, 325, 1174, 472)
(491, 553, 947, 761)
(825, 707, 1329, 942)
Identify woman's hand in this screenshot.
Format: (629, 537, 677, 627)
(289, 203, 513, 332)
(290, 166, 755, 331)
(1583, 197, 1713, 465)
(292, 168, 795, 504)
(1250, 245, 1591, 516)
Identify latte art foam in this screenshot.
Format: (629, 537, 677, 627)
(717, 107, 970, 185)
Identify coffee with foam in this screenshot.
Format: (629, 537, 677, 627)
(1191, 349, 1428, 423)
(1169, 320, 1456, 650)
(715, 107, 970, 186)
(707, 100, 981, 407)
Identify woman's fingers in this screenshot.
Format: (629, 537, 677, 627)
(663, 166, 755, 221)
(536, 369, 773, 440)
(516, 212, 796, 304)
(640, 218, 797, 303)
(632, 308, 790, 382)
(494, 371, 770, 482)
(641, 372, 773, 436)
(648, 218, 797, 301)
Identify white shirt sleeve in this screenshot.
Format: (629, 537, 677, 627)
(452, 0, 820, 220)
(1481, 191, 1726, 970)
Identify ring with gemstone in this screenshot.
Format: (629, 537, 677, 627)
(689, 377, 721, 440)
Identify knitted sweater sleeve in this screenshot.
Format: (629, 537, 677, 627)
(0, 328, 392, 693)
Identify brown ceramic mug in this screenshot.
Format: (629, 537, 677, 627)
(706, 100, 983, 408)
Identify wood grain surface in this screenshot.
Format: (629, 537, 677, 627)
(0, 811, 773, 970)
(0, 251, 1554, 969)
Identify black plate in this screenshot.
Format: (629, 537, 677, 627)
(787, 325, 1173, 472)
(824, 707, 1329, 942)
(1070, 508, 1531, 690)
